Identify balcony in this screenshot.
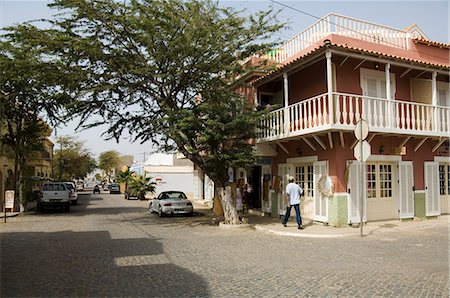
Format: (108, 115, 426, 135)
(263, 13, 419, 64)
(258, 92, 450, 142)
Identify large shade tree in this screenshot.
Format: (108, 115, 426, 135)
(10, 0, 282, 224)
(0, 25, 71, 211)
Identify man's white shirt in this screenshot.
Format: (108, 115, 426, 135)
(286, 182, 303, 205)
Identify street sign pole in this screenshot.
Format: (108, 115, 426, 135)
(359, 121, 363, 237)
(354, 119, 369, 237)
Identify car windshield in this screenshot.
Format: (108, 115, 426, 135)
(43, 184, 66, 191)
(65, 184, 74, 190)
(159, 192, 187, 200)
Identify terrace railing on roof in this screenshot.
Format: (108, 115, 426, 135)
(264, 13, 413, 64)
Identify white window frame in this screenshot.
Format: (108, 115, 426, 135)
(360, 68, 396, 99)
(437, 81, 450, 107)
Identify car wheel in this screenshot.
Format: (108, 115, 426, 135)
(158, 207, 164, 217)
(188, 212, 193, 217)
(64, 205, 70, 213)
(148, 202, 153, 213)
(72, 200, 77, 205)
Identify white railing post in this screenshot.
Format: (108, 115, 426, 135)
(283, 72, 290, 134)
(326, 51, 333, 125)
(432, 72, 438, 132)
(385, 63, 392, 128)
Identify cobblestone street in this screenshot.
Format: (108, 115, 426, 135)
(1, 192, 449, 297)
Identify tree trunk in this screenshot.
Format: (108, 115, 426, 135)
(217, 185, 241, 225)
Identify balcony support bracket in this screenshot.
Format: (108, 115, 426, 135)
(276, 142, 289, 154)
(414, 138, 428, 152)
(432, 138, 446, 153)
(302, 137, 317, 152)
(328, 132, 333, 149)
(398, 136, 411, 148)
(339, 132, 345, 148)
(313, 135, 327, 150)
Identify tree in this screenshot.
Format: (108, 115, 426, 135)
(115, 167, 135, 194)
(98, 150, 122, 182)
(53, 135, 96, 181)
(127, 175, 156, 201)
(12, 0, 282, 224)
(0, 24, 70, 211)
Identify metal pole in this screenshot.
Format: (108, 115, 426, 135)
(360, 121, 364, 237)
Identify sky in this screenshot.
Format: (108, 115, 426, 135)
(1, 0, 448, 161)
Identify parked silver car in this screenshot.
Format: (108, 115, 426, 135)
(149, 191, 193, 217)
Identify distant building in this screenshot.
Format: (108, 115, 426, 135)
(132, 153, 195, 199)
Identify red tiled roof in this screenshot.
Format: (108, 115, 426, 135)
(254, 34, 449, 85)
(412, 37, 450, 49)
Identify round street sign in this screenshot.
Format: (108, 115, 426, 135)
(354, 140, 371, 162)
(354, 119, 369, 141)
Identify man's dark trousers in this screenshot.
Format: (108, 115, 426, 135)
(282, 204, 302, 226)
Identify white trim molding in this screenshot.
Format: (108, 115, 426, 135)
(287, 156, 318, 164)
(366, 155, 402, 162)
(435, 156, 450, 163)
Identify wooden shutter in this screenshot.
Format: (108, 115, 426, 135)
(313, 161, 328, 222)
(347, 161, 367, 223)
(425, 161, 440, 216)
(398, 161, 414, 219)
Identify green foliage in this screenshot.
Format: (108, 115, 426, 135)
(127, 175, 156, 200)
(115, 167, 135, 192)
(21, 0, 282, 186)
(98, 150, 122, 180)
(53, 135, 96, 180)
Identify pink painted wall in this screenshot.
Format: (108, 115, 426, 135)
(269, 133, 448, 194)
(288, 60, 327, 104)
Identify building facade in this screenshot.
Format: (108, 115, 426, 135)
(246, 13, 449, 226)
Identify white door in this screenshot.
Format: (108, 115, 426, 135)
(398, 161, 414, 219)
(313, 161, 328, 222)
(425, 161, 440, 216)
(278, 164, 289, 215)
(347, 161, 367, 223)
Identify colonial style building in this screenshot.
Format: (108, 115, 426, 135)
(246, 13, 449, 226)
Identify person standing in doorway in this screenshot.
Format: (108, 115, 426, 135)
(282, 176, 304, 229)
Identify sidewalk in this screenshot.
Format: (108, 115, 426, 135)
(193, 200, 450, 238)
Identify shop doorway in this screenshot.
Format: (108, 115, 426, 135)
(249, 166, 261, 209)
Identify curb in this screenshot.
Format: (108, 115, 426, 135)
(218, 222, 252, 229)
(253, 225, 352, 238)
(0, 212, 20, 219)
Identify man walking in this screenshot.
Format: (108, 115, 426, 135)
(282, 176, 304, 229)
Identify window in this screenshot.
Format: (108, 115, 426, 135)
(439, 164, 450, 196)
(367, 164, 376, 198)
(360, 68, 396, 99)
(437, 81, 450, 107)
(295, 164, 314, 197)
(366, 163, 393, 199)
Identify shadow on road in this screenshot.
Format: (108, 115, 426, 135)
(0, 230, 210, 297)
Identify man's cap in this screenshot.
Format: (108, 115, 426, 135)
(288, 176, 294, 181)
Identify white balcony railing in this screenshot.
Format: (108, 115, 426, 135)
(263, 13, 412, 64)
(258, 92, 450, 142)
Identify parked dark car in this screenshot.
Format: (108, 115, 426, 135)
(109, 183, 121, 194)
(93, 185, 100, 194)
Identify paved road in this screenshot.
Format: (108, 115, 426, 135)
(1, 192, 448, 297)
